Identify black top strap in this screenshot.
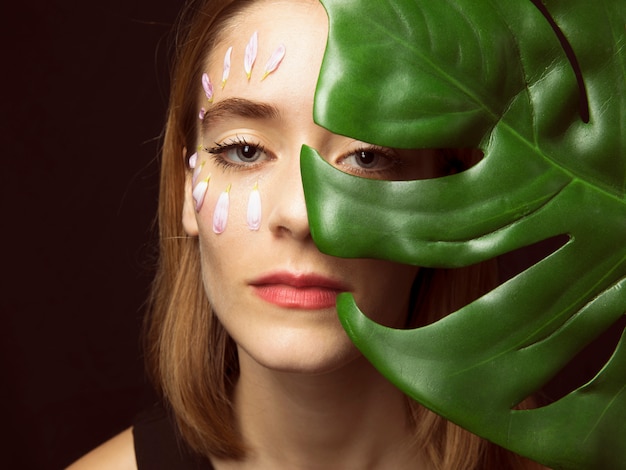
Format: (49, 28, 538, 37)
(133, 405, 214, 470)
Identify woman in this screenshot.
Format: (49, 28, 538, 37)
(69, 0, 543, 468)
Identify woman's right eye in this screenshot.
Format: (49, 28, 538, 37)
(225, 143, 264, 163)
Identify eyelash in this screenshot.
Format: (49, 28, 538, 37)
(204, 136, 269, 170)
(204, 137, 400, 177)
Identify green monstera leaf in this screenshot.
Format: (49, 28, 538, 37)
(301, 0, 626, 468)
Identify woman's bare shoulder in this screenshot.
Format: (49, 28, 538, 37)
(66, 427, 137, 470)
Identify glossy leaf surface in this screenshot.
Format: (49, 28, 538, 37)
(301, 0, 626, 468)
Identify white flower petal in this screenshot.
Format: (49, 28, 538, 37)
(192, 161, 205, 186)
(213, 185, 231, 234)
(192, 177, 209, 212)
(244, 32, 258, 79)
(222, 46, 232, 88)
(188, 152, 198, 169)
(247, 183, 261, 230)
(202, 73, 213, 102)
(262, 44, 286, 80)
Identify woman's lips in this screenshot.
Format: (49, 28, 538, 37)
(250, 272, 348, 309)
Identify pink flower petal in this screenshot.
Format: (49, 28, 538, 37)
(192, 161, 205, 186)
(202, 73, 213, 102)
(188, 152, 198, 169)
(198, 107, 206, 120)
(222, 46, 232, 88)
(192, 176, 210, 212)
(213, 185, 231, 234)
(244, 31, 258, 79)
(247, 182, 261, 230)
(262, 44, 286, 80)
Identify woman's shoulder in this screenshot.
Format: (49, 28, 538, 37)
(66, 427, 136, 470)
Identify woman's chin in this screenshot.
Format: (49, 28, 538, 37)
(237, 335, 363, 377)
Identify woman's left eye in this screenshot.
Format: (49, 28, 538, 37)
(350, 150, 380, 169)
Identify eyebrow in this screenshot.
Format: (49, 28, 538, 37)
(201, 98, 280, 132)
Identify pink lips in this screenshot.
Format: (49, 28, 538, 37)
(250, 272, 348, 309)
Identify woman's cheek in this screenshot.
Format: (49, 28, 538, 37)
(193, 177, 263, 237)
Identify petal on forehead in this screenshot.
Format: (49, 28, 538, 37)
(202, 73, 214, 102)
(222, 46, 233, 89)
(262, 44, 287, 80)
(244, 31, 258, 79)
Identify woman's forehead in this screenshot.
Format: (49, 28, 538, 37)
(202, 0, 328, 95)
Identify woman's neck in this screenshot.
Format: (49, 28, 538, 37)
(214, 349, 429, 470)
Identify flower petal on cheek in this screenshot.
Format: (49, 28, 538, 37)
(192, 161, 205, 186)
(244, 31, 258, 80)
(192, 176, 210, 212)
(188, 152, 198, 170)
(213, 185, 231, 234)
(247, 182, 261, 230)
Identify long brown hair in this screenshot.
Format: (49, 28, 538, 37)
(144, 0, 246, 458)
(144, 0, 542, 468)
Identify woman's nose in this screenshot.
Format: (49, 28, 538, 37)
(265, 153, 311, 240)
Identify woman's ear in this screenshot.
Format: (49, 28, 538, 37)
(181, 147, 199, 236)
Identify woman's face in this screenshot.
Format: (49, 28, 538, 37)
(183, 0, 426, 374)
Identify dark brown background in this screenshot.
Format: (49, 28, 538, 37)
(2, 1, 183, 468)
